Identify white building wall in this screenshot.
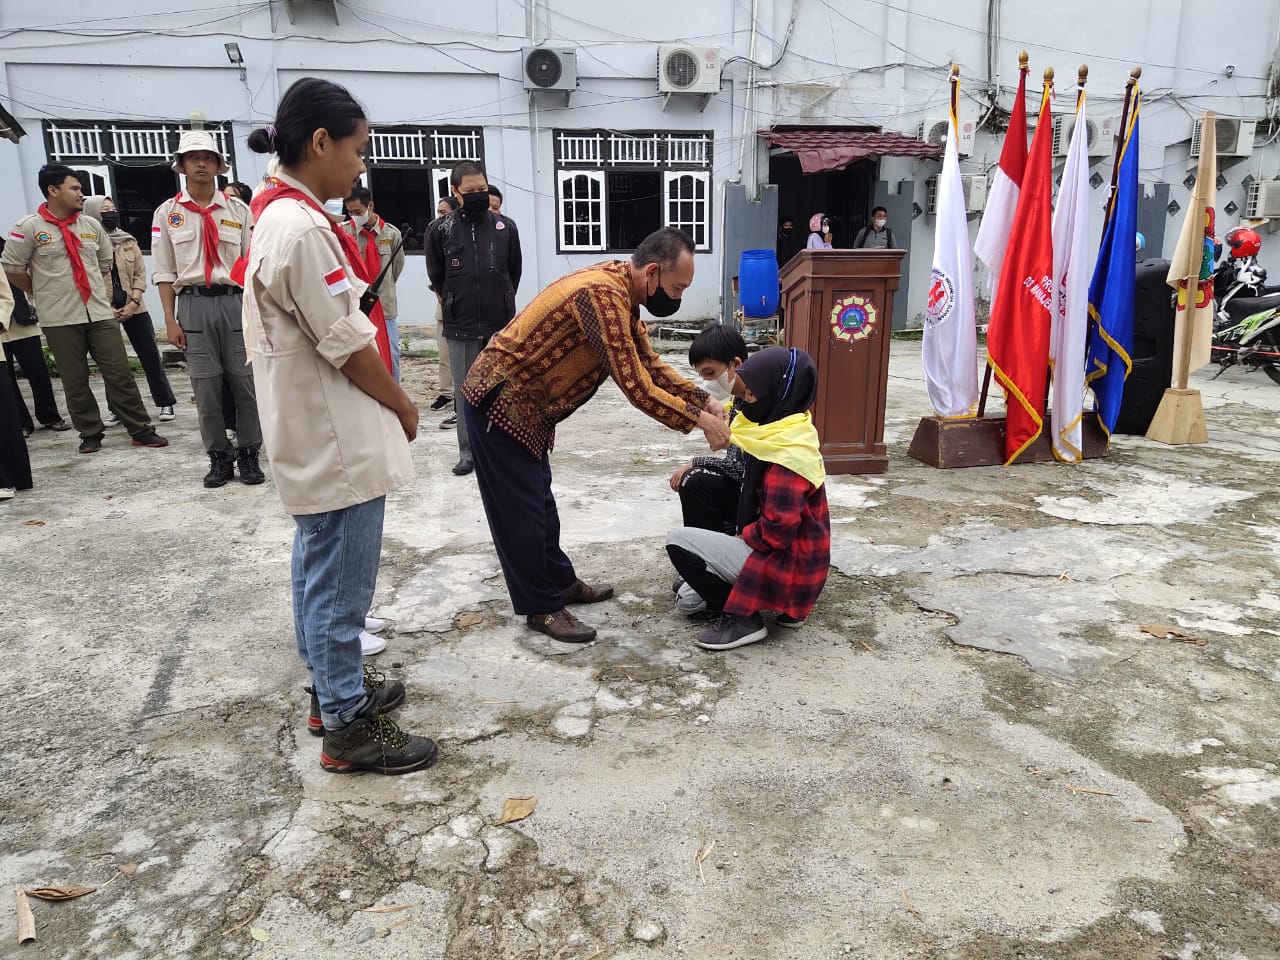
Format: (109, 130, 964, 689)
(1, 0, 1278, 327)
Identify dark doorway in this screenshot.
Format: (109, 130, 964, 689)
(369, 167, 435, 247)
(113, 164, 180, 251)
(768, 152, 876, 251)
(606, 171, 662, 251)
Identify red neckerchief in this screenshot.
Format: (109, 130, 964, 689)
(242, 178, 391, 372)
(173, 191, 225, 286)
(356, 215, 383, 286)
(38, 204, 91, 303)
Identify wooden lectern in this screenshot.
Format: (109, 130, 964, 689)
(780, 249, 905, 474)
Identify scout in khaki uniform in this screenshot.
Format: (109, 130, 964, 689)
(342, 187, 405, 380)
(1, 163, 167, 454)
(243, 76, 437, 776)
(152, 130, 261, 487)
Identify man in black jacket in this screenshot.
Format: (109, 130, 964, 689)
(426, 161, 522, 476)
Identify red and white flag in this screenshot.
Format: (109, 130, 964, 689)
(1049, 91, 1092, 461)
(323, 265, 351, 297)
(986, 75, 1055, 464)
(974, 60, 1030, 295)
(922, 72, 978, 419)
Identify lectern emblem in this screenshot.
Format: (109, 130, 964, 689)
(830, 294, 878, 343)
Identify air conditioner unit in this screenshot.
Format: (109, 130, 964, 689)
(657, 45, 721, 95)
(926, 173, 988, 215)
(1245, 180, 1280, 219)
(919, 116, 976, 157)
(1191, 117, 1257, 159)
(522, 46, 578, 92)
(1051, 115, 1118, 158)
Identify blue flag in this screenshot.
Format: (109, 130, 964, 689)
(1086, 99, 1140, 436)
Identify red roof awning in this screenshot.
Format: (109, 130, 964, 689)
(763, 129, 941, 174)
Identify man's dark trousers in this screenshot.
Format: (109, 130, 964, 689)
(461, 395, 577, 615)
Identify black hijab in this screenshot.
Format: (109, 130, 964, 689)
(733, 346, 819, 531)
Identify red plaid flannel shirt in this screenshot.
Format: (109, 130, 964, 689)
(724, 464, 831, 619)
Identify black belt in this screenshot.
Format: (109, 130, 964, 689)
(180, 285, 240, 297)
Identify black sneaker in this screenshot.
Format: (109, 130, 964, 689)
(694, 612, 768, 651)
(776, 614, 806, 629)
(320, 696, 438, 775)
(203, 451, 235, 488)
(131, 431, 169, 448)
(439, 413, 457, 429)
(306, 662, 406, 737)
(429, 394, 453, 411)
(78, 433, 104, 454)
(451, 458, 473, 476)
(235, 446, 266, 485)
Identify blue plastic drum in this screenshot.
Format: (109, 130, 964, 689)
(739, 249, 780, 318)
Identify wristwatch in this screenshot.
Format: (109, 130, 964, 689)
(129, 297, 142, 306)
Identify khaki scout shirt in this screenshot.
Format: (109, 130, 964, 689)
(151, 190, 252, 291)
(342, 217, 405, 318)
(241, 172, 413, 516)
(1, 212, 114, 326)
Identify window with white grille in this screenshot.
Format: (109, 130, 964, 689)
(43, 120, 236, 251)
(553, 130, 712, 253)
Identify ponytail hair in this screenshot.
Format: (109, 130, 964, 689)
(247, 78, 366, 167)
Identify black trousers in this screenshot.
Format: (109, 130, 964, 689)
(0, 359, 33, 490)
(461, 395, 577, 615)
(678, 466, 742, 536)
(115, 312, 177, 408)
(4, 335, 62, 432)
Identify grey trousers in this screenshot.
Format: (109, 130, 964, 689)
(178, 291, 261, 453)
(446, 336, 485, 461)
(667, 526, 752, 612)
(435, 301, 453, 393)
(42, 320, 152, 440)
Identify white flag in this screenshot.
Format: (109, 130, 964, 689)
(1049, 98, 1091, 461)
(974, 64, 1029, 295)
(922, 108, 978, 419)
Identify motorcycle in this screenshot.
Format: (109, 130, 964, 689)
(1211, 226, 1280, 385)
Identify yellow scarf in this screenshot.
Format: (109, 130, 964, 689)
(730, 411, 826, 488)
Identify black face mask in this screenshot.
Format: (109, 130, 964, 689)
(780, 226, 792, 236)
(460, 191, 489, 220)
(100, 212, 121, 231)
(645, 268, 681, 318)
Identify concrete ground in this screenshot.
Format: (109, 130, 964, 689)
(2, 339, 1278, 960)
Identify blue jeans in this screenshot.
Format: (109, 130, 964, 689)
(291, 496, 386, 728)
(385, 316, 401, 382)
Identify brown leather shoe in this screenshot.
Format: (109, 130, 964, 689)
(526, 610, 597, 643)
(560, 578, 614, 604)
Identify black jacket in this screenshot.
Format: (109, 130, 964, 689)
(425, 209, 522, 340)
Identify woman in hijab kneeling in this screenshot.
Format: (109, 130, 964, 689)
(666, 346, 830, 650)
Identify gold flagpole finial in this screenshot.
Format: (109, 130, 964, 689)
(1078, 65, 1088, 87)
(950, 63, 960, 81)
(1018, 50, 1029, 71)
(1128, 66, 1142, 87)
(1043, 67, 1055, 84)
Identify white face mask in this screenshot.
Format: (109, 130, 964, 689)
(353, 211, 373, 228)
(700, 369, 735, 402)
(323, 198, 344, 218)
(874, 217, 887, 229)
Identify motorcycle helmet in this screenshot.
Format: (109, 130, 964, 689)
(1134, 231, 1146, 253)
(1225, 226, 1262, 259)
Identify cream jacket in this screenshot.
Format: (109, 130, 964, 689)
(2, 211, 113, 326)
(151, 190, 251, 291)
(241, 173, 413, 516)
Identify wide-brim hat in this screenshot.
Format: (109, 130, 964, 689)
(172, 129, 229, 175)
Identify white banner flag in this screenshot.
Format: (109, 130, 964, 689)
(1049, 96, 1092, 461)
(923, 103, 978, 419)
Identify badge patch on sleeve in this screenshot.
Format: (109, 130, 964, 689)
(152, 226, 162, 240)
(323, 265, 351, 297)
(168, 211, 185, 228)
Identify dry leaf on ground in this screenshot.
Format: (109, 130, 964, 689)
(249, 927, 270, 942)
(117, 863, 138, 876)
(15, 888, 36, 944)
(497, 797, 537, 825)
(24, 885, 96, 901)
(457, 613, 484, 628)
(355, 904, 410, 914)
(1139, 623, 1207, 645)
(23, 520, 45, 527)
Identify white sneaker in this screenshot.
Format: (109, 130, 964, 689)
(103, 411, 121, 427)
(158, 405, 176, 422)
(360, 630, 387, 656)
(0, 487, 15, 501)
(364, 616, 388, 634)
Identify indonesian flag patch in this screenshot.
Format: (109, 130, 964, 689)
(9, 230, 25, 241)
(323, 265, 351, 297)
(151, 226, 162, 240)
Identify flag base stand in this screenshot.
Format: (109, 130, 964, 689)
(1144, 388, 1208, 445)
(907, 415, 1109, 468)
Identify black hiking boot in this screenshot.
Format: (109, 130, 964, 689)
(306, 662, 406, 738)
(236, 446, 265, 485)
(204, 451, 235, 488)
(319, 694, 438, 775)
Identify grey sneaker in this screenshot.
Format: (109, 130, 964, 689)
(695, 612, 768, 651)
(320, 698, 438, 775)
